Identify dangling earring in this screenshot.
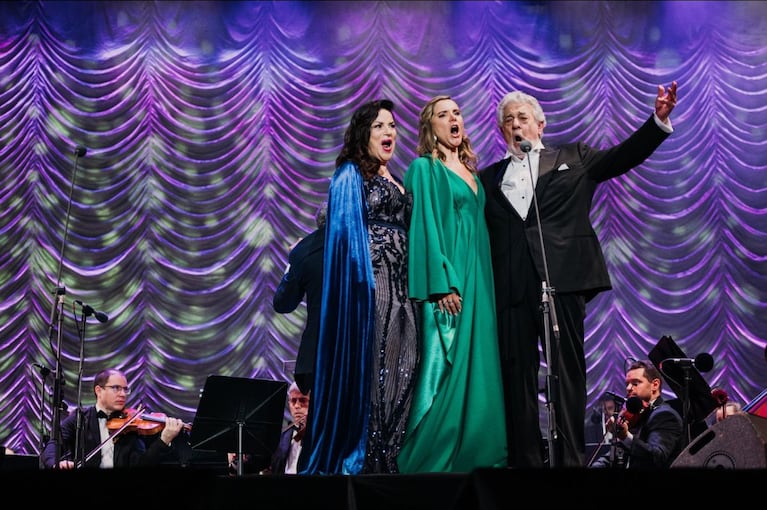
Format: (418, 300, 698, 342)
(433, 135, 438, 145)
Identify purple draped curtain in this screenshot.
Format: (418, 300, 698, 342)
(0, 0, 765, 454)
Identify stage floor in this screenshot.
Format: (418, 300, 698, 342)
(0, 463, 763, 508)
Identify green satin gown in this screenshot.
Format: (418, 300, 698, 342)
(397, 156, 508, 473)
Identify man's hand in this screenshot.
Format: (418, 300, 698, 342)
(655, 81, 677, 123)
(159, 417, 184, 445)
(57, 459, 75, 470)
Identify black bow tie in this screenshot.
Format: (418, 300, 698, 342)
(97, 410, 121, 420)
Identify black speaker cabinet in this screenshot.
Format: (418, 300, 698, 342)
(671, 413, 767, 468)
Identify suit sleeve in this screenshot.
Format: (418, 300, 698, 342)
(585, 115, 671, 183)
(273, 244, 307, 313)
(628, 408, 683, 467)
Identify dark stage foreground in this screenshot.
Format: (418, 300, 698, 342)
(1, 461, 764, 508)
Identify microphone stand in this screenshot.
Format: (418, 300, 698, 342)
(45, 146, 85, 467)
(73, 312, 89, 468)
(47, 287, 66, 467)
(680, 364, 692, 448)
(35, 364, 53, 469)
(607, 405, 623, 468)
(521, 141, 561, 468)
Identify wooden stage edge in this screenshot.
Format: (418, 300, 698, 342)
(0, 461, 764, 508)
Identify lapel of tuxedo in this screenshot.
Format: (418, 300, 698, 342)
(492, 157, 511, 187)
(532, 148, 560, 206)
(537, 148, 558, 180)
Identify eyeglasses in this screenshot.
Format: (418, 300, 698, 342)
(289, 397, 309, 406)
(100, 385, 131, 395)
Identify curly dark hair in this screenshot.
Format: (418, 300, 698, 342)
(335, 99, 395, 179)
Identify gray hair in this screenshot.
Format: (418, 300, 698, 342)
(496, 90, 546, 128)
(288, 380, 309, 396)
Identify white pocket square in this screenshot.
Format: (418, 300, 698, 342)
(557, 164, 570, 171)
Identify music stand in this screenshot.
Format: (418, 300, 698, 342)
(189, 375, 287, 476)
(648, 335, 717, 445)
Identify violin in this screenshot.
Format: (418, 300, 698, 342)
(618, 397, 650, 429)
(107, 407, 192, 436)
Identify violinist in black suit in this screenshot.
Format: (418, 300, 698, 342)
(41, 368, 185, 469)
(591, 360, 684, 468)
(264, 381, 310, 474)
(273, 203, 326, 394)
(228, 381, 311, 475)
(479, 82, 678, 468)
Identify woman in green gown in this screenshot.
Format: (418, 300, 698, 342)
(397, 95, 508, 472)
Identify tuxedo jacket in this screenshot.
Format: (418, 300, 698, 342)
(592, 396, 684, 468)
(273, 227, 325, 394)
(269, 424, 300, 474)
(40, 406, 175, 469)
(480, 115, 670, 309)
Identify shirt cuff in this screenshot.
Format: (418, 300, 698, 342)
(653, 112, 673, 133)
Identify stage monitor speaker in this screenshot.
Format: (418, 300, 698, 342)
(671, 413, 767, 469)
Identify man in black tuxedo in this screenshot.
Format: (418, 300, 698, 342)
(41, 368, 185, 469)
(263, 381, 310, 474)
(273, 202, 326, 395)
(229, 381, 310, 475)
(480, 82, 678, 468)
(590, 359, 684, 468)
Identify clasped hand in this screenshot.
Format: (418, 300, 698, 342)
(436, 292, 462, 315)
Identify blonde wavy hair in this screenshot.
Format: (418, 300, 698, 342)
(416, 95, 478, 173)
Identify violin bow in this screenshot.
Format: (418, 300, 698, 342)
(78, 403, 146, 468)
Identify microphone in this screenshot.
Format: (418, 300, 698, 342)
(33, 363, 54, 377)
(74, 300, 109, 323)
(519, 139, 532, 153)
(603, 391, 626, 406)
(74, 146, 87, 157)
(660, 352, 714, 373)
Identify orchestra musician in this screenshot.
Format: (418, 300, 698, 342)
(229, 381, 310, 475)
(590, 359, 684, 468)
(40, 368, 186, 469)
(266, 381, 310, 474)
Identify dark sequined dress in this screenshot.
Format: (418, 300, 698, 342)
(363, 174, 420, 473)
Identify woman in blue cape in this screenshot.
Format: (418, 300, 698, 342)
(301, 99, 419, 474)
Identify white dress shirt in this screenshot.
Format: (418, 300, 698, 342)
(500, 142, 543, 220)
(284, 430, 302, 474)
(499, 112, 670, 221)
(97, 408, 114, 468)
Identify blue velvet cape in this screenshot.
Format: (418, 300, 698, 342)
(300, 162, 375, 474)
